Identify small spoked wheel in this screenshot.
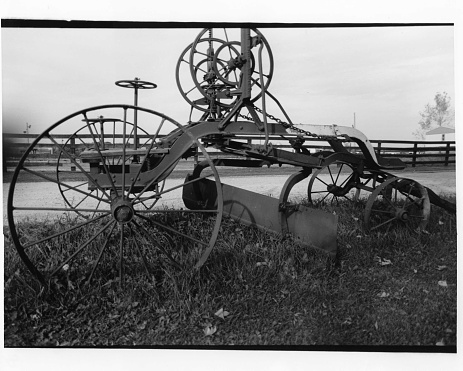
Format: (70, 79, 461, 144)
(190, 28, 273, 104)
(7, 104, 223, 286)
(115, 78, 157, 90)
(307, 162, 366, 205)
(176, 41, 239, 113)
(364, 177, 430, 232)
(56, 117, 165, 216)
(176, 28, 274, 114)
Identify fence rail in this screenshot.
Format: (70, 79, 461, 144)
(3, 133, 456, 168)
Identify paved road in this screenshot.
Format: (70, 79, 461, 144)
(2, 166, 456, 226)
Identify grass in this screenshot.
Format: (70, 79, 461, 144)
(3, 197, 457, 349)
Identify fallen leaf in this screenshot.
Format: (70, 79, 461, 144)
(438, 280, 448, 287)
(342, 317, 352, 325)
(375, 256, 392, 266)
(436, 265, 447, 271)
(413, 269, 418, 274)
(436, 339, 445, 346)
(214, 308, 230, 319)
(137, 321, 147, 330)
(203, 325, 217, 336)
(377, 292, 390, 298)
(438, 220, 444, 225)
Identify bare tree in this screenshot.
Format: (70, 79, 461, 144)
(413, 92, 454, 139)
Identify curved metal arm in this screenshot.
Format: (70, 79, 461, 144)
(291, 124, 379, 164)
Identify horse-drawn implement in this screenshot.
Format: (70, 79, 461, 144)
(7, 28, 455, 285)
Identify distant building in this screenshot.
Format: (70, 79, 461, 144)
(425, 126, 455, 142)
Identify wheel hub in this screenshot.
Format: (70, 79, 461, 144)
(396, 208, 409, 222)
(327, 184, 347, 197)
(111, 198, 134, 223)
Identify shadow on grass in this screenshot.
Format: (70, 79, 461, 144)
(3, 198, 457, 348)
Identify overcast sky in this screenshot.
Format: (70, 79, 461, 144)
(1, 24, 454, 140)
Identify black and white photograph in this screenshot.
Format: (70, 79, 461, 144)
(1, 1, 460, 370)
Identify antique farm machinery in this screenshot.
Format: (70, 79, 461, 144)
(7, 28, 455, 285)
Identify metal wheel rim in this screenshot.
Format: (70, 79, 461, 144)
(364, 177, 430, 232)
(7, 104, 224, 284)
(307, 162, 359, 205)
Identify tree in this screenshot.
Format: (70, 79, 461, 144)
(413, 92, 454, 139)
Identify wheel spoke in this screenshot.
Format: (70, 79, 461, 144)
(132, 218, 182, 269)
(21, 167, 110, 205)
(82, 113, 120, 197)
(315, 177, 330, 187)
(61, 180, 88, 191)
(50, 218, 115, 277)
(119, 108, 128, 195)
(13, 206, 110, 215)
(47, 134, 111, 200)
(136, 208, 218, 214)
(342, 194, 352, 202)
(128, 224, 151, 277)
(319, 192, 332, 205)
(370, 216, 397, 231)
(326, 165, 336, 184)
(86, 222, 118, 285)
(119, 223, 124, 286)
(21, 214, 109, 250)
(334, 163, 344, 184)
(370, 208, 393, 214)
(127, 118, 166, 197)
(310, 190, 331, 195)
(339, 172, 354, 188)
(133, 171, 214, 205)
(147, 217, 208, 247)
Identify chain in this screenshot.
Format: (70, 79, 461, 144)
(237, 105, 317, 137)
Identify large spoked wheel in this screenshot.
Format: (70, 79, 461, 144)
(7, 104, 223, 285)
(307, 162, 365, 205)
(364, 177, 430, 232)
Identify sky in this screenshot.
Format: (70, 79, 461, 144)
(1, 24, 454, 141)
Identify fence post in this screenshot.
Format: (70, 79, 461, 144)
(445, 142, 450, 166)
(70, 136, 76, 171)
(412, 143, 418, 167)
(376, 142, 382, 156)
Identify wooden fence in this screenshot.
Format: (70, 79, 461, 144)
(3, 133, 456, 168)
